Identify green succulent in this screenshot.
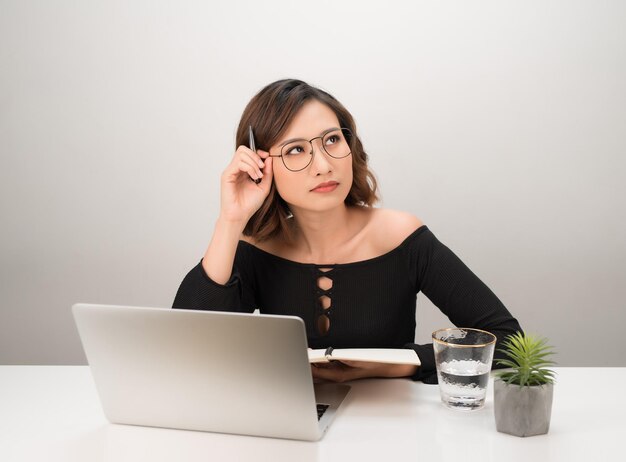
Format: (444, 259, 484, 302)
(495, 332, 556, 386)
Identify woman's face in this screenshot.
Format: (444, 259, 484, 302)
(270, 100, 353, 214)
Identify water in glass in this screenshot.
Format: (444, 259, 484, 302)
(437, 359, 491, 410)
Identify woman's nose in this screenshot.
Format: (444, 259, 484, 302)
(310, 142, 332, 175)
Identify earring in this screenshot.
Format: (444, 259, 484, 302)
(286, 210, 294, 219)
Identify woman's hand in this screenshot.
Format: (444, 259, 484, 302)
(219, 146, 273, 225)
(311, 360, 418, 383)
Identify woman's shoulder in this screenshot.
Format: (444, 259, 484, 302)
(238, 207, 425, 263)
(366, 208, 425, 253)
(369, 208, 423, 230)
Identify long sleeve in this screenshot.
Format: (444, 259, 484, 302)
(405, 228, 523, 383)
(172, 242, 257, 312)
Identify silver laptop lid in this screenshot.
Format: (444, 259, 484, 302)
(72, 303, 343, 441)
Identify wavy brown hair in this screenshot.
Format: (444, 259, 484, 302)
(236, 79, 379, 243)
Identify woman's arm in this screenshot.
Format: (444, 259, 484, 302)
(202, 218, 246, 285)
(172, 224, 253, 312)
(406, 227, 523, 383)
(173, 145, 273, 310)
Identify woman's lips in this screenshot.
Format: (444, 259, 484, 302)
(311, 181, 339, 193)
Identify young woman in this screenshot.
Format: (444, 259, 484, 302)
(173, 79, 522, 384)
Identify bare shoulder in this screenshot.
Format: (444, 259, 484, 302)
(372, 208, 423, 230)
(368, 208, 424, 251)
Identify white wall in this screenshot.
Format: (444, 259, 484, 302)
(1, 0, 624, 365)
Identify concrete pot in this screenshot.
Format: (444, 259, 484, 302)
(494, 379, 553, 437)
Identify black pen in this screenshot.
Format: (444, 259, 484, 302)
(248, 125, 262, 184)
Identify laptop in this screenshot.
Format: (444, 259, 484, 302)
(72, 303, 350, 441)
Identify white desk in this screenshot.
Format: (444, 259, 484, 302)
(0, 367, 621, 461)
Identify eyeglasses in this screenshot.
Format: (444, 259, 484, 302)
(268, 127, 353, 172)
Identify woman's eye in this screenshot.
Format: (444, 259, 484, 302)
(325, 135, 340, 145)
(286, 145, 306, 156)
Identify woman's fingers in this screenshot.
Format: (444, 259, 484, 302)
(239, 151, 264, 179)
(223, 149, 262, 181)
(237, 158, 263, 181)
(259, 154, 273, 186)
(238, 146, 266, 169)
(243, 151, 272, 185)
(219, 146, 273, 223)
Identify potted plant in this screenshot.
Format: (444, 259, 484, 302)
(493, 332, 556, 437)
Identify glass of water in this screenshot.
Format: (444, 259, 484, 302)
(432, 328, 497, 411)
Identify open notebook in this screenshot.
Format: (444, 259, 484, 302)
(309, 347, 421, 365)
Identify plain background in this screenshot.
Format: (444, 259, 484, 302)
(1, 0, 624, 366)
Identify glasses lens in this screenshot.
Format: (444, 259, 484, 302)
(280, 128, 353, 171)
(282, 141, 312, 171)
(322, 128, 352, 159)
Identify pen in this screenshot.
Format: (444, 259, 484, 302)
(248, 125, 262, 184)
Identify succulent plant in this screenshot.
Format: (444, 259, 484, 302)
(495, 332, 556, 386)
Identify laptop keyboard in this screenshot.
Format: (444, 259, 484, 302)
(317, 403, 330, 420)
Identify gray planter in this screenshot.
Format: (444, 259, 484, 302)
(494, 379, 554, 437)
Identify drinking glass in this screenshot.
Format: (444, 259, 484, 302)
(432, 328, 496, 411)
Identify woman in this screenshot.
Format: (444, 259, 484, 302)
(173, 78, 522, 384)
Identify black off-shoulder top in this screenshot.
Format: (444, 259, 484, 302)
(172, 225, 522, 383)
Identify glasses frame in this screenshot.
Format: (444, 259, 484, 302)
(267, 127, 353, 172)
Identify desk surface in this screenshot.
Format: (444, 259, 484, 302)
(0, 366, 621, 461)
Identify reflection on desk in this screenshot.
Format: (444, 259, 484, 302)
(0, 367, 621, 461)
